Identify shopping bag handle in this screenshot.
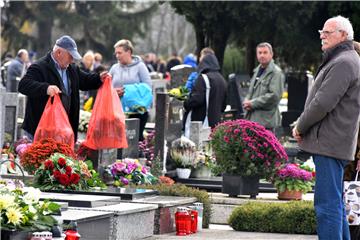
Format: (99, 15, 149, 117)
(355, 171, 359, 182)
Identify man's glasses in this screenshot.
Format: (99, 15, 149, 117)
(318, 29, 339, 36)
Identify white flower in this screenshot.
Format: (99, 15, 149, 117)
(0, 193, 15, 210)
(6, 207, 24, 225)
(23, 187, 41, 204)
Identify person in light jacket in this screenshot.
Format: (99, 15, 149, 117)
(243, 42, 284, 131)
(293, 16, 360, 239)
(109, 39, 151, 141)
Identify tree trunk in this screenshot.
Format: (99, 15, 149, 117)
(37, 19, 53, 57)
(211, 30, 230, 72)
(246, 38, 256, 76)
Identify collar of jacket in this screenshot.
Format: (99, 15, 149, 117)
(322, 40, 354, 65)
(314, 41, 354, 79)
(253, 59, 275, 81)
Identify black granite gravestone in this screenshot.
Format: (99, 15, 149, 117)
(122, 118, 140, 158)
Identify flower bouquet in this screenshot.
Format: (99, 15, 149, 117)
(168, 86, 189, 101)
(211, 119, 288, 179)
(20, 138, 75, 174)
(78, 110, 92, 133)
(107, 158, 158, 187)
(33, 152, 93, 190)
(0, 179, 60, 231)
(273, 160, 315, 195)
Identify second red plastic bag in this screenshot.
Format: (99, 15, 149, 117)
(83, 74, 128, 150)
(34, 94, 75, 149)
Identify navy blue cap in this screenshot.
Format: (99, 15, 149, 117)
(55, 35, 82, 61)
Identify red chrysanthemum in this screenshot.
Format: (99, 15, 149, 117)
(65, 166, 72, 176)
(70, 173, 80, 185)
(58, 157, 66, 167)
(44, 160, 54, 170)
(58, 173, 70, 186)
(53, 170, 61, 179)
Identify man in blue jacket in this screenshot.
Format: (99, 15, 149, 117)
(19, 35, 103, 141)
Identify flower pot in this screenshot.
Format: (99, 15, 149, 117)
(191, 166, 212, 178)
(222, 174, 259, 198)
(176, 168, 191, 179)
(1, 230, 31, 240)
(277, 189, 303, 200)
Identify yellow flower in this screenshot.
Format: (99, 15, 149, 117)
(83, 97, 94, 112)
(6, 207, 24, 225)
(0, 194, 15, 211)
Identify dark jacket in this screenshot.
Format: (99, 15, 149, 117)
(297, 41, 360, 161)
(18, 52, 102, 140)
(184, 54, 227, 127)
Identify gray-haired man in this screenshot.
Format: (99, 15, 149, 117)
(293, 16, 360, 239)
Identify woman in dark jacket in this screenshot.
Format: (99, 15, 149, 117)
(183, 51, 227, 128)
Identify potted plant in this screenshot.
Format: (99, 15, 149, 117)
(192, 144, 216, 178)
(20, 138, 75, 174)
(33, 152, 106, 190)
(211, 119, 288, 197)
(106, 158, 158, 187)
(0, 179, 60, 238)
(170, 136, 197, 179)
(273, 160, 315, 200)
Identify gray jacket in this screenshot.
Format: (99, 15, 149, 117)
(297, 41, 360, 161)
(245, 60, 284, 129)
(109, 55, 151, 88)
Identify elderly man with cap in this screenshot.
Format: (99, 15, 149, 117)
(19, 35, 103, 141)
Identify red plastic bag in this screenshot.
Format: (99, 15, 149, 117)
(83, 74, 128, 149)
(34, 94, 75, 149)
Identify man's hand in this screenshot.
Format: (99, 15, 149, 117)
(115, 87, 125, 97)
(356, 159, 360, 171)
(242, 99, 252, 111)
(100, 72, 110, 82)
(47, 85, 61, 96)
(292, 126, 302, 142)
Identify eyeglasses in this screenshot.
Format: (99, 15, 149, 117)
(318, 29, 339, 36)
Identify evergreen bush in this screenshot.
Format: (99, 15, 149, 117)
(229, 201, 316, 234)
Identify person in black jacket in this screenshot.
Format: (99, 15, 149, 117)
(183, 48, 227, 130)
(18, 35, 103, 141)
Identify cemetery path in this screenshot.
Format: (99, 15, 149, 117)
(146, 224, 317, 240)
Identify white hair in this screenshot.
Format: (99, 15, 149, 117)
(329, 15, 354, 40)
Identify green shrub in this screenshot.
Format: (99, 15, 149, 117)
(136, 183, 212, 228)
(229, 201, 316, 234)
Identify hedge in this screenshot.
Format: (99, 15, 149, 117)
(228, 201, 316, 234)
(135, 183, 212, 228)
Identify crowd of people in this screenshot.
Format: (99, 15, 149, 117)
(1, 14, 360, 240)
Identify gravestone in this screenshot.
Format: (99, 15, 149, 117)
(282, 71, 310, 129)
(167, 97, 184, 144)
(148, 79, 168, 122)
(122, 118, 140, 158)
(227, 74, 245, 119)
(287, 71, 309, 112)
(17, 94, 26, 139)
(188, 121, 211, 150)
(154, 93, 169, 173)
(0, 90, 18, 145)
(169, 66, 195, 89)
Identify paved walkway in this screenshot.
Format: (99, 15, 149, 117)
(147, 224, 317, 240)
(147, 192, 317, 240)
